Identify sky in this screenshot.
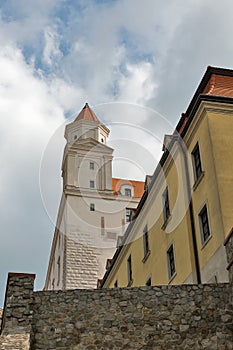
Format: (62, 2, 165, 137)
(1, 0, 233, 306)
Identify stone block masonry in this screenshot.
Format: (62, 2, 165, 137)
(65, 237, 100, 289)
(0, 273, 233, 349)
(0, 273, 35, 350)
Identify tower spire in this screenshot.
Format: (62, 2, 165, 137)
(74, 103, 100, 122)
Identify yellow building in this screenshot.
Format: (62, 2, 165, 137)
(100, 66, 233, 288)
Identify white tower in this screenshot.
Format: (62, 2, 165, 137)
(63, 103, 113, 193)
(45, 103, 144, 290)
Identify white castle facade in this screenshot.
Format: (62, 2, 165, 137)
(45, 103, 144, 290)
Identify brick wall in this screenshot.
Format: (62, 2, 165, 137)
(0, 273, 232, 349)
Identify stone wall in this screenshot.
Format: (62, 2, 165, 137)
(0, 333, 30, 350)
(0, 273, 35, 350)
(0, 273, 233, 349)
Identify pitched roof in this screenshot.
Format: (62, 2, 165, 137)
(75, 103, 100, 122)
(203, 73, 233, 97)
(112, 178, 145, 198)
(176, 66, 233, 133)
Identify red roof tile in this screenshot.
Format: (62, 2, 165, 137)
(203, 74, 233, 98)
(112, 178, 145, 198)
(75, 103, 100, 122)
(177, 66, 233, 134)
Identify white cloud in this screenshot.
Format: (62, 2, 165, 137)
(0, 0, 58, 46)
(0, 44, 67, 304)
(117, 62, 156, 104)
(1, 0, 233, 305)
(43, 26, 63, 66)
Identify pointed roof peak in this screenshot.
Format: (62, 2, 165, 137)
(74, 103, 100, 122)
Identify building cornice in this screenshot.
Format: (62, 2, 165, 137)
(176, 66, 233, 132)
(180, 94, 233, 139)
(64, 186, 141, 203)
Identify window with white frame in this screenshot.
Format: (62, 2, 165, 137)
(114, 280, 118, 288)
(125, 208, 135, 223)
(127, 255, 133, 285)
(162, 187, 171, 224)
(143, 224, 150, 257)
(121, 184, 134, 197)
(125, 188, 132, 196)
(192, 142, 203, 182)
(167, 243, 176, 280)
(57, 256, 60, 286)
(198, 204, 211, 244)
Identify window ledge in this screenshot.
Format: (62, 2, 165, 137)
(193, 171, 205, 191)
(127, 279, 133, 287)
(142, 250, 151, 263)
(201, 234, 212, 250)
(168, 272, 177, 284)
(161, 215, 172, 231)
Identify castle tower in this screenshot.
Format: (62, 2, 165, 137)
(45, 104, 144, 290)
(63, 103, 113, 193)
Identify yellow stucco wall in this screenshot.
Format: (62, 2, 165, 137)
(186, 111, 225, 270)
(103, 101, 232, 288)
(207, 111, 233, 237)
(105, 149, 196, 288)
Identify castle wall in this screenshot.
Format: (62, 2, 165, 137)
(0, 273, 232, 349)
(0, 273, 35, 350)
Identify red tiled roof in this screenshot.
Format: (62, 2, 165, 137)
(177, 66, 233, 134)
(75, 103, 100, 122)
(203, 74, 233, 98)
(112, 178, 145, 198)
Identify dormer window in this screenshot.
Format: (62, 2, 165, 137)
(120, 184, 134, 197)
(125, 188, 132, 197)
